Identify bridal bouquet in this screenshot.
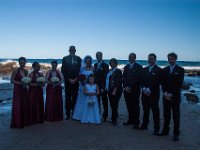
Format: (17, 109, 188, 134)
(88, 96, 95, 106)
(77, 74, 86, 81)
(36, 77, 46, 86)
(77, 74, 86, 86)
(21, 77, 31, 84)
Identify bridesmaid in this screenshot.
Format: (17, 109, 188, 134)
(10, 57, 30, 128)
(45, 60, 64, 122)
(28, 62, 45, 124)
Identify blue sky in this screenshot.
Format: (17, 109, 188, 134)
(0, 0, 200, 61)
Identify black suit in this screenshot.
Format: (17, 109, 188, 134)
(61, 55, 82, 118)
(94, 61, 109, 119)
(123, 62, 143, 126)
(162, 65, 184, 136)
(141, 65, 162, 130)
(107, 68, 123, 122)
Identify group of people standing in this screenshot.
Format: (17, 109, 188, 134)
(10, 59, 64, 128)
(10, 45, 184, 142)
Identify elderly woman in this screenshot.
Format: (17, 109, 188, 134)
(45, 60, 64, 122)
(106, 58, 123, 126)
(10, 57, 30, 128)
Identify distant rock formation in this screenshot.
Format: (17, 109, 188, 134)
(0, 62, 17, 74)
(182, 82, 192, 90)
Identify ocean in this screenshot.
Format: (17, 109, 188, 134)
(1, 58, 200, 65)
(1, 58, 200, 69)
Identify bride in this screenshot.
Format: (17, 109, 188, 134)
(72, 55, 101, 124)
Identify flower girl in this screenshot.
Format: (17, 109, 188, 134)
(81, 74, 101, 124)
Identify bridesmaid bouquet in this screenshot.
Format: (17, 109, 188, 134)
(36, 77, 46, 87)
(51, 77, 60, 87)
(21, 77, 31, 88)
(88, 96, 95, 106)
(21, 77, 31, 84)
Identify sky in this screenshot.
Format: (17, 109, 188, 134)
(0, 0, 200, 61)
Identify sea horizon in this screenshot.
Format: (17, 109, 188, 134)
(1, 58, 200, 68)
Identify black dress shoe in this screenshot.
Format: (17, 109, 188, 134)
(153, 130, 159, 135)
(65, 116, 70, 120)
(112, 121, 117, 126)
(123, 121, 134, 125)
(157, 131, 169, 136)
(139, 125, 148, 130)
(133, 125, 139, 130)
(173, 135, 179, 141)
(102, 118, 107, 122)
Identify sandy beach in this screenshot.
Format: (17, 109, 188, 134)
(0, 82, 200, 150)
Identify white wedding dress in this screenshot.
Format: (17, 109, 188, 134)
(73, 68, 100, 124)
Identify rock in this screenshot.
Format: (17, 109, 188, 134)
(197, 71, 200, 76)
(189, 90, 196, 93)
(182, 82, 192, 90)
(184, 93, 199, 103)
(187, 73, 196, 76)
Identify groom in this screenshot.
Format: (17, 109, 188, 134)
(94, 51, 109, 122)
(61, 46, 82, 120)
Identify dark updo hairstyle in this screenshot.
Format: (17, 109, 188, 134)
(32, 62, 39, 68)
(167, 52, 178, 60)
(84, 56, 92, 63)
(87, 73, 95, 83)
(109, 58, 118, 66)
(51, 60, 58, 65)
(18, 56, 26, 63)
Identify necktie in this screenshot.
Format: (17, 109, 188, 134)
(170, 65, 174, 73)
(149, 66, 153, 72)
(129, 64, 133, 69)
(72, 56, 74, 65)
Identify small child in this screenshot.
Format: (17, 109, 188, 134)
(81, 74, 101, 124)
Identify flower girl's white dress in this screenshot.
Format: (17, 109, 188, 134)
(80, 84, 101, 124)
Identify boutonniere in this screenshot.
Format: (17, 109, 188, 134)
(74, 61, 77, 64)
(174, 72, 179, 75)
(132, 69, 136, 72)
(152, 72, 156, 76)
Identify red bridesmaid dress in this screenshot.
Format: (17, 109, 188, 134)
(28, 71, 44, 124)
(10, 69, 30, 128)
(45, 70, 63, 121)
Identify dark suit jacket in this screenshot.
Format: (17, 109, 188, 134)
(123, 62, 143, 93)
(108, 68, 123, 94)
(61, 55, 82, 81)
(141, 65, 162, 99)
(94, 61, 109, 89)
(162, 65, 184, 100)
